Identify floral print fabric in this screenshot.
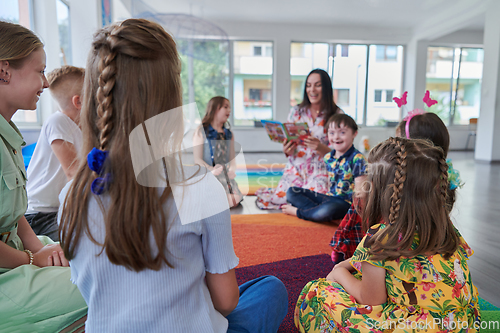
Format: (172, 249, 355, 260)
(324, 146, 366, 204)
(256, 106, 330, 210)
(295, 223, 481, 333)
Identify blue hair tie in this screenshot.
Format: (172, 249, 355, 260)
(446, 159, 463, 190)
(87, 147, 111, 195)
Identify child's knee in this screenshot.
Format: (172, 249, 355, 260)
(286, 186, 301, 202)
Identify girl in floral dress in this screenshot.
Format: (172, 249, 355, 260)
(296, 137, 480, 333)
(330, 112, 461, 265)
(256, 69, 342, 209)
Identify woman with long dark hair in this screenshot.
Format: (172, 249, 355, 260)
(256, 69, 342, 209)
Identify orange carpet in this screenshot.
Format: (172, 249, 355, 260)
(231, 213, 339, 267)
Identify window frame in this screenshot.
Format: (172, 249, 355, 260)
(426, 45, 484, 127)
(230, 39, 274, 127)
(290, 42, 404, 127)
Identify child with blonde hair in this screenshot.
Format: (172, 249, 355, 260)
(25, 65, 84, 241)
(59, 19, 287, 332)
(296, 137, 480, 332)
(0, 20, 87, 332)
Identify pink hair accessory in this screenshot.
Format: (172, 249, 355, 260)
(393, 91, 408, 107)
(423, 90, 438, 107)
(403, 109, 426, 139)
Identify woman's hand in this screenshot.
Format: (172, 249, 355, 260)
(33, 244, 69, 267)
(304, 137, 330, 156)
(283, 139, 297, 157)
(211, 164, 223, 176)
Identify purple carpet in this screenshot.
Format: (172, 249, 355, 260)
(235, 254, 333, 332)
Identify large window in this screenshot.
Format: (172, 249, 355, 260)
(290, 43, 403, 126)
(233, 41, 273, 126)
(290, 42, 329, 108)
(426, 47, 483, 125)
(332, 44, 368, 123)
(179, 40, 229, 125)
(365, 45, 404, 126)
(56, 0, 72, 65)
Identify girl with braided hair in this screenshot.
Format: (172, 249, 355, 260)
(59, 19, 287, 332)
(295, 137, 480, 332)
(330, 112, 461, 265)
(0, 21, 87, 332)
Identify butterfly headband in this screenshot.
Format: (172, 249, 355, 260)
(393, 90, 438, 139)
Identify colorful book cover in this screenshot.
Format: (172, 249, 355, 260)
(261, 120, 310, 144)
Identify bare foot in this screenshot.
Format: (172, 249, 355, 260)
(282, 204, 298, 216)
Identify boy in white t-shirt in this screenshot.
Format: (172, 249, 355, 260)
(25, 66, 84, 241)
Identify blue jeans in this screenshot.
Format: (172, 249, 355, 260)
(227, 275, 288, 333)
(287, 187, 351, 222)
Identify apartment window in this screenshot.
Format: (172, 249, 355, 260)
(386, 90, 394, 102)
(265, 46, 273, 57)
(233, 41, 273, 126)
(426, 47, 484, 125)
(290, 42, 329, 107)
(341, 45, 349, 57)
(332, 44, 368, 123)
(56, 0, 72, 65)
(366, 45, 404, 125)
(334, 89, 350, 106)
(376, 45, 398, 61)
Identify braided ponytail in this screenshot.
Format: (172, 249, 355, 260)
(60, 19, 184, 271)
(96, 42, 117, 151)
(388, 137, 407, 225)
(439, 157, 449, 207)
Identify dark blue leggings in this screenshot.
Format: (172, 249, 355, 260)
(287, 187, 350, 222)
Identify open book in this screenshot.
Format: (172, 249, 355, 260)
(261, 120, 310, 144)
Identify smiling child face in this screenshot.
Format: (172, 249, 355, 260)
(328, 121, 357, 157)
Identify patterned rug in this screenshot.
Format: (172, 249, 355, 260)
(231, 213, 500, 332)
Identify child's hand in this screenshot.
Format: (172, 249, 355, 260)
(228, 168, 236, 180)
(33, 244, 69, 267)
(211, 164, 223, 176)
(283, 139, 297, 157)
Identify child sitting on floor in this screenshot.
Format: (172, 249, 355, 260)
(59, 19, 287, 333)
(330, 111, 461, 264)
(193, 96, 243, 208)
(283, 113, 367, 222)
(25, 66, 84, 241)
(295, 137, 480, 333)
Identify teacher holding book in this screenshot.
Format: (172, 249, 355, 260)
(256, 69, 342, 210)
